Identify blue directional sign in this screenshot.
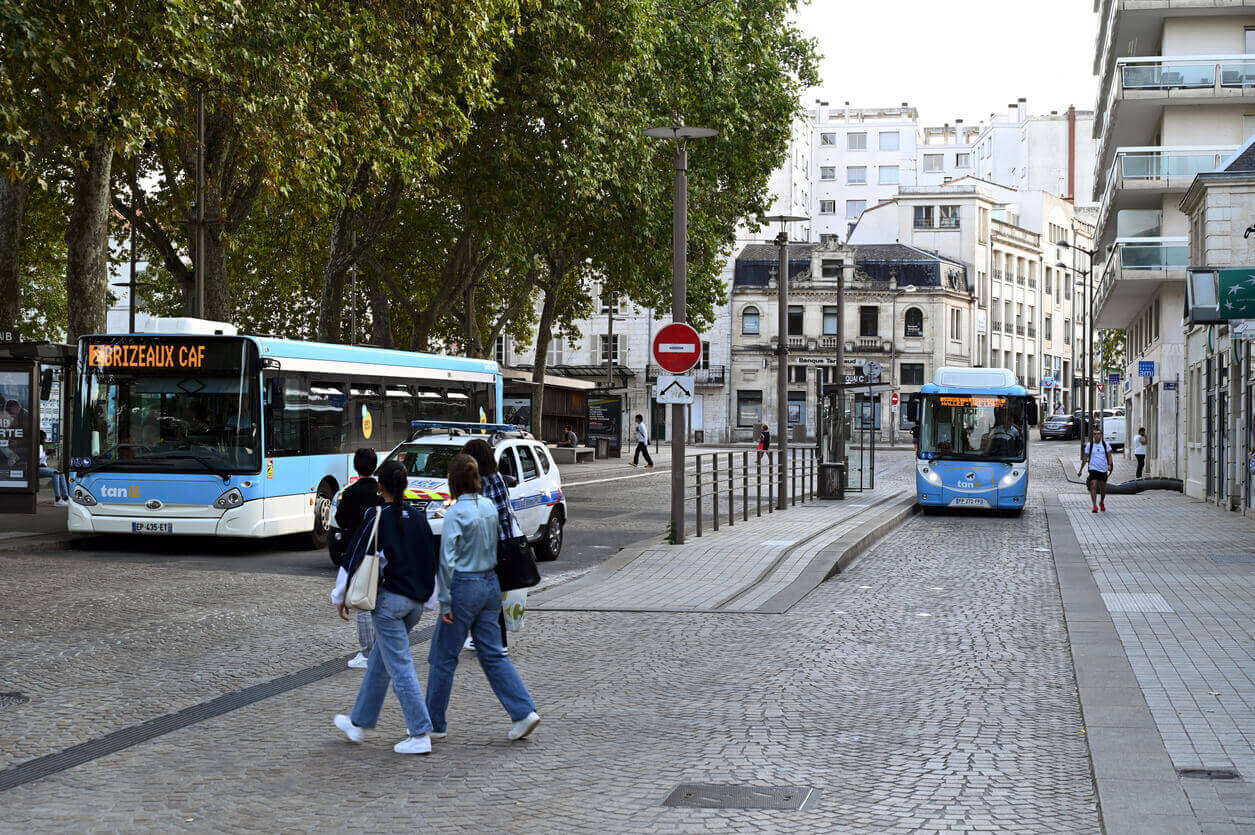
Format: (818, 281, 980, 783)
(1108, 372, 1121, 385)
(1138, 361, 1156, 377)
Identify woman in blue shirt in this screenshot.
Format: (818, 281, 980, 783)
(425, 454, 540, 742)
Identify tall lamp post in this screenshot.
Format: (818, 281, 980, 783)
(645, 124, 717, 545)
(762, 214, 808, 510)
(889, 276, 918, 447)
(1057, 235, 1097, 455)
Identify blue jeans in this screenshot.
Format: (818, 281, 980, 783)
(426, 570, 536, 733)
(350, 589, 433, 736)
(40, 467, 68, 500)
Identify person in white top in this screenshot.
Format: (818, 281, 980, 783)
(1078, 427, 1114, 513)
(38, 430, 69, 506)
(629, 414, 653, 468)
(1132, 427, 1148, 479)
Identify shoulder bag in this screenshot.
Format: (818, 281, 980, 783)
(346, 508, 383, 612)
(493, 493, 541, 592)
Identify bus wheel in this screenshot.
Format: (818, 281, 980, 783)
(534, 511, 563, 561)
(311, 484, 335, 549)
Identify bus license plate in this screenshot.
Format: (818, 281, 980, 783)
(132, 522, 173, 533)
(950, 497, 989, 508)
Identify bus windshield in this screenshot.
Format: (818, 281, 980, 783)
(919, 394, 1027, 462)
(75, 338, 260, 474)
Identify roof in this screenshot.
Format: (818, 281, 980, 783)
(733, 242, 968, 291)
(546, 364, 636, 381)
(501, 366, 596, 391)
(1223, 136, 1255, 173)
(919, 383, 1028, 397)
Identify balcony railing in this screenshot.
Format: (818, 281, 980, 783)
(819, 336, 840, 349)
(1093, 238, 1190, 319)
(1016, 274, 1025, 286)
(992, 269, 1003, 282)
(786, 335, 806, 348)
(1028, 376, 1038, 389)
(1120, 56, 1255, 93)
(854, 335, 883, 351)
(991, 319, 1002, 332)
(1027, 325, 1037, 338)
(1016, 324, 1026, 336)
(1003, 321, 1013, 335)
(1117, 147, 1235, 181)
(693, 365, 725, 385)
(938, 216, 960, 229)
(1028, 277, 1037, 289)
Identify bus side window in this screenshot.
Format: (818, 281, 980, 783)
(265, 375, 306, 457)
(308, 380, 346, 455)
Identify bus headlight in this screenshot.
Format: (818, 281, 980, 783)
(999, 469, 1023, 488)
(213, 488, 245, 509)
(919, 466, 942, 486)
(72, 486, 97, 507)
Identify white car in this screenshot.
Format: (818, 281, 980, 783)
(1102, 414, 1126, 451)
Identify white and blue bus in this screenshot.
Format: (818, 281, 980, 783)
(906, 367, 1038, 514)
(68, 318, 502, 543)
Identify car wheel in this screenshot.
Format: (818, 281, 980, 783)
(534, 510, 563, 561)
(311, 486, 335, 550)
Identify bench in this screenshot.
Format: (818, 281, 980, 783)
(549, 445, 595, 464)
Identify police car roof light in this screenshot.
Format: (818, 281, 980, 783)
(410, 420, 519, 433)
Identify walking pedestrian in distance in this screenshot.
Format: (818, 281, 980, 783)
(1079, 427, 1115, 513)
(333, 460, 439, 755)
(459, 439, 512, 656)
(38, 431, 68, 506)
(756, 423, 771, 464)
(1133, 427, 1148, 479)
(630, 414, 653, 468)
(333, 448, 382, 669)
(426, 454, 540, 743)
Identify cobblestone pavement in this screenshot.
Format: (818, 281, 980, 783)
(0, 444, 1101, 832)
(1062, 492, 1255, 834)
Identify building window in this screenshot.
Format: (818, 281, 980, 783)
(819, 234, 840, 245)
(787, 304, 804, 336)
(879, 131, 900, 151)
(900, 363, 925, 386)
(848, 132, 867, 151)
(913, 205, 934, 229)
(878, 165, 900, 185)
(546, 340, 564, 366)
(598, 334, 625, 364)
(950, 309, 962, 341)
(700, 341, 711, 370)
(846, 165, 867, 184)
(939, 205, 960, 228)
(923, 154, 943, 172)
(788, 365, 807, 383)
(823, 305, 839, 335)
(1044, 315, 1052, 342)
(736, 390, 763, 427)
(741, 306, 761, 335)
(821, 259, 841, 278)
(846, 200, 867, 219)
(819, 166, 836, 180)
(904, 307, 923, 337)
(820, 132, 836, 146)
(859, 305, 879, 337)
(819, 200, 836, 215)
(956, 152, 971, 169)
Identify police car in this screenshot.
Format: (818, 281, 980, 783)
(328, 423, 566, 566)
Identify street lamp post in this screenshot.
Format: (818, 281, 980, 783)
(645, 124, 717, 545)
(889, 277, 917, 447)
(763, 214, 807, 510)
(1057, 235, 1097, 455)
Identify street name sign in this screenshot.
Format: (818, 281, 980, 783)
(652, 323, 702, 374)
(656, 375, 694, 405)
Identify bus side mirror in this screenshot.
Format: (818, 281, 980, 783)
(904, 395, 919, 424)
(1026, 400, 1039, 427)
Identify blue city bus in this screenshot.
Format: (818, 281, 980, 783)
(68, 319, 502, 543)
(906, 367, 1038, 514)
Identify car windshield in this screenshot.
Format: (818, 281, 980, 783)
(389, 443, 462, 479)
(74, 338, 260, 474)
(919, 394, 1027, 462)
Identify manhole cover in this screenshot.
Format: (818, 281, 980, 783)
(1210, 554, 1255, 564)
(0, 692, 29, 708)
(1178, 768, 1241, 781)
(663, 784, 820, 811)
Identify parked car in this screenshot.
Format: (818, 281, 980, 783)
(1102, 414, 1126, 451)
(1040, 414, 1081, 440)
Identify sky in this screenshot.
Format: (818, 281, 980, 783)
(794, 0, 1098, 126)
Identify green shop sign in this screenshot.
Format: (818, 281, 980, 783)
(1219, 268, 1255, 318)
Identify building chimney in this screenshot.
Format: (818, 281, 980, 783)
(1066, 104, 1077, 204)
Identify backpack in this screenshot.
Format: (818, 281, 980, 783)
(1085, 440, 1113, 472)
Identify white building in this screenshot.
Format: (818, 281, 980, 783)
(970, 100, 1097, 205)
(1089, 0, 1255, 488)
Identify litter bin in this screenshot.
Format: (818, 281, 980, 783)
(693, 429, 704, 444)
(819, 462, 846, 500)
(594, 437, 610, 459)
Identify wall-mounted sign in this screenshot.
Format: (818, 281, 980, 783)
(1218, 268, 1255, 319)
(1138, 360, 1156, 378)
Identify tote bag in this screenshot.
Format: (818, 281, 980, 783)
(494, 496, 541, 592)
(346, 509, 382, 612)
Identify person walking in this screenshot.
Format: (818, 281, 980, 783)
(1133, 427, 1148, 479)
(333, 448, 382, 669)
(38, 431, 68, 506)
(332, 460, 438, 755)
(629, 414, 653, 468)
(426, 454, 540, 742)
(1079, 427, 1115, 513)
(756, 423, 771, 464)
(460, 439, 512, 655)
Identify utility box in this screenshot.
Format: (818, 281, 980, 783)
(819, 462, 846, 500)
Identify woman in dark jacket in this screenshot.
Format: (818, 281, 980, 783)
(333, 448, 381, 669)
(461, 439, 512, 652)
(333, 460, 439, 755)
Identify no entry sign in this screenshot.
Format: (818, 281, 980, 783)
(652, 323, 702, 374)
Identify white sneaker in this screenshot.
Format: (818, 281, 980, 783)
(394, 735, 432, 755)
(508, 711, 540, 741)
(463, 636, 476, 652)
(347, 652, 368, 669)
(54, 499, 69, 507)
(334, 714, 364, 743)
(429, 730, 448, 740)
(502, 646, 510, 656)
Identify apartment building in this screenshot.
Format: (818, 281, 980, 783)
(1090, 0, 1255, 487)
(849, 178, 1092, 414)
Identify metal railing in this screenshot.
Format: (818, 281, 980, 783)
(689, 449, 819, 538)
(991, 319, 1002, 332)
(1003, 321, 1013, 334)
(1027, 277, 1037, 289)
(1016, 324, 1025, 336)
(992, 269, 1003, 282)
(1016, 274, 1026, 286)
(1027, 325, 1037, 338)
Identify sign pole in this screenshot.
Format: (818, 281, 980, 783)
(776, 230, 789, 510)
(671, 140, 687, 545)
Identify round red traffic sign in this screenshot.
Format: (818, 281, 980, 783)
(891, 392, 900, 406)
(652, 322, 702, 374)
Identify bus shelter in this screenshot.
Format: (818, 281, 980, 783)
(819, 379, 894, 493)
(0, 341, 76, 514)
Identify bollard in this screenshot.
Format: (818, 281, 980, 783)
(695, 454, 703, 537)
(768, 451, 774, 513)
(712, 453, 719, 532)
(742, 451, 749, 522)
(756, 451, 762, 517)
(727, 452, 734, 527)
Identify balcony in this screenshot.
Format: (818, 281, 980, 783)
(1003, 321, 1013, 335)
(1016, 274, 1025, 287)
(1027, 325, 1037, 339)
(852, 335, 891, 353)
(786, 335, 806, 349)
(1095, 146, 1236, 245)
(1028, 277, 1037, 289)
(991, 319, 1003, 332)
(1093, 237, 1188, 329)
(819, 335, 840, 350)
(992, 269, 1003, 282)
(1016, 324, 1025, 336)
(647, 364, 725, 384)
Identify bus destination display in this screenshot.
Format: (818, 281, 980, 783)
(938, 395, 1007, 408)
(85, 339, 244, 372)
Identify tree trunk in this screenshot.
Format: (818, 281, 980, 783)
(0, 175, 30, 333)
(317, 203, 352, 343)
(531, 280, 559, 438)
(65, 135, 114, 342)
(368, 272, 393, 348)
